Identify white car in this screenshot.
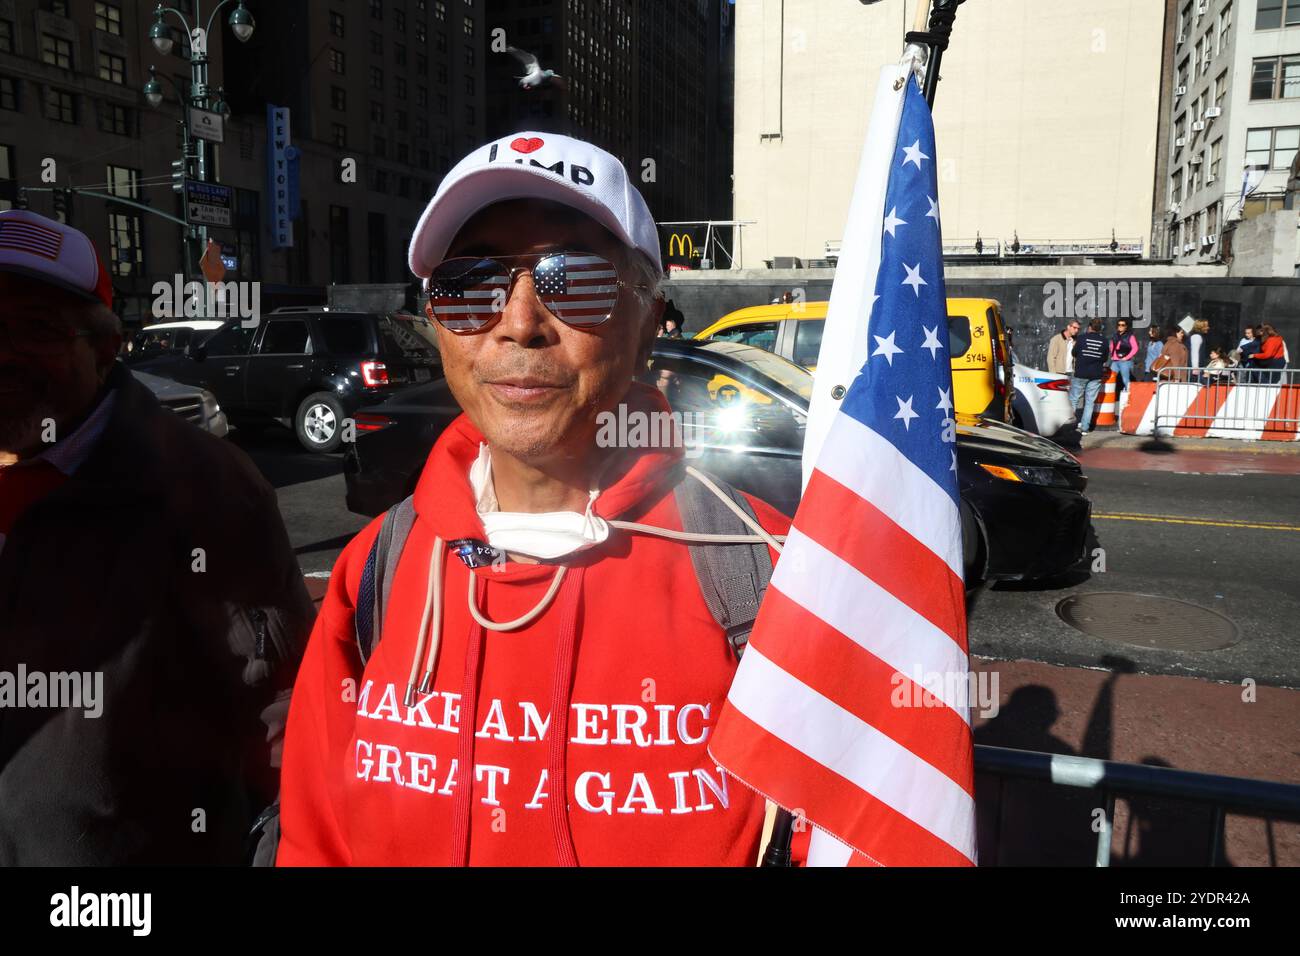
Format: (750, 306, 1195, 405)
(1008, 354, 1076, 438)
(127, 320, 225, 360)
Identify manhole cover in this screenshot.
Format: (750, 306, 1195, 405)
(1055, 592, 1240, 651)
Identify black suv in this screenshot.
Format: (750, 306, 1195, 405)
(134, 308, 440, 452)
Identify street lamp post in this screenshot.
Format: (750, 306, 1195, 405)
(143, 1, 254, 281)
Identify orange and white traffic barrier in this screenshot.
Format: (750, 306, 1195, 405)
(1119, 379, 1300, 441)
(1094, 371, 1119, 427)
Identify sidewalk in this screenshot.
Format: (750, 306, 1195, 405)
(971, 656, 1300, 866)
(1067, 428, 1300, 475)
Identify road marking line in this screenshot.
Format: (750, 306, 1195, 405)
(1094, 512, 1300, 532)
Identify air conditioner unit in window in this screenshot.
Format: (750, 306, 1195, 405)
(1184, 243, 1196, 252)
(1175, 85, 1187, 96)
(1175, 136, 1187, 147)
(1193, 120, 1206, 131)
(1190, 154, 1202, 164)
(1197, 2, 1208, 14)
(1177, 33, 1187, 44)
(1209, 234, 1217, 244)
(1201, 235, 1210, 246)
(1205, 106, 1222, 118)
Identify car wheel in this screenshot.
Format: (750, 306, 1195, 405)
(295, 392, 345, 453)
(960, 500, 986, 587)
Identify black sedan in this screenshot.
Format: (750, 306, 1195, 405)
(343, 339, 1092, 583)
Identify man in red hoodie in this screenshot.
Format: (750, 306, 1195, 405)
(278, 133, 791, 866)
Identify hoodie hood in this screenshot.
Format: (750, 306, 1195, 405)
(411, 380, 685, 546)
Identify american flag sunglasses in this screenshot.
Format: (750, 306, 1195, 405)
(425, 251, 648, 334)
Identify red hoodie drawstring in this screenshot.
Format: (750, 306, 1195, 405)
(450, 573, 487, 867)
(547, 565, 585, 867)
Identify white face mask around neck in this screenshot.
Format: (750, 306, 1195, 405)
(468, 444, 611, 560)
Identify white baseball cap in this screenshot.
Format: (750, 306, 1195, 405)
(0, 209, 113, 307)
(407, 131, 661, 283)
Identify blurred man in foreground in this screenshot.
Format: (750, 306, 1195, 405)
(0, 210, 312, 863)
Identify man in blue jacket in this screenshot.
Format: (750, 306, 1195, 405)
(1070, 319, 1108, 435)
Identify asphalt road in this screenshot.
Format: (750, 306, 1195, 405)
(239, 424, 1300, 688)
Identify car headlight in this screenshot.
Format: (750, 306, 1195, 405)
(978, 463, 1070, 487)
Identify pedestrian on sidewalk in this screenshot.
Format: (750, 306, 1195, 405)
(1047, 320, 1079, 376)
(1152, 326, 1190, 382)
(1070, 318, 1108, 434)
(1188, 319, 1210, 383)
(1109, 319, 1139, 392)
(1250, 324, 1288, 383)
(1143, 326, 1164, 381)
(0, 210, 313, 864)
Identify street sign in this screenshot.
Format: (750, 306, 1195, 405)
(184, 180, 232, 227)
(188, 107, 225, 143)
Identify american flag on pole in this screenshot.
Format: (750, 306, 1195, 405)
(708, 70, 975, 867)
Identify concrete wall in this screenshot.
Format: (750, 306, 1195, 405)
(732, 0, 1167, 266)
(663, 269, 1300, 372)
(1228, 209, 1300, 278)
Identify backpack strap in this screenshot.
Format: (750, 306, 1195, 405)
(674, 471, 775, 661)
(355, 495, 417, 665)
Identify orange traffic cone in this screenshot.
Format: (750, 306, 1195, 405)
(1095, 371, 1119, 427)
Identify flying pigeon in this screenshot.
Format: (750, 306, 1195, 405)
(506, 45, 569, 92)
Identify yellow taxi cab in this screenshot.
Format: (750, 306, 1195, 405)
(692, 298, 1014, 422)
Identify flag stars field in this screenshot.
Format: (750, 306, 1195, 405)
(936, 386, 953, 414)
(883, 207, 907, 236)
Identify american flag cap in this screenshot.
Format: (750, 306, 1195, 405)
(0, 209, 114, 309)
(408, 131, 661, 285)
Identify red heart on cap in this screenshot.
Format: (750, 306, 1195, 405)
(509, 137, 544, 154)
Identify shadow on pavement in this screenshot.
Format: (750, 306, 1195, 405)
(975, 660, 1238, 866)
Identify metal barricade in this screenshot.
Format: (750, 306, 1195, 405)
(976, 744, 1300, 866)
(1151, 365, 1300, 436)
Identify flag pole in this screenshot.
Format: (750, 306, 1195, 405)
(905, 0, 968, 107)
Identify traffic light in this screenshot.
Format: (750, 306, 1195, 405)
(171, 159, 187, 193)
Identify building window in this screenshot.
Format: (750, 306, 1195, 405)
(1209, 138, 1222, 179)
(1256, 0, 1300, 30)
(332, 123, 347, 147)
(370, 101, 384, 123)
(1214, 70, 1228, 108)
(464, 44, 474, 66)
(417, 53, 428, 73)
(419, 148, 430, 167)
(94, 2, 122, 35)
(330, 48, 345, 73)
(330, 11, 345, 37)
(396, 76, 407, 99)
(0, 144, 13, 212)
(106, 166, 143, 277)
(434, 2, 446, 21)
(395, 10, 406, 31)
(0, 19, 12, 53)
(374, 134, 387, 157)
(1218, 3, 1232, 52)
(41, 0, 69, 14)
(465, 104, 474, 126)
(417, 116, 429, 137)
(98, 52, 126, 84)
(463, 15, 474, 35)
(1170, 169, 1182, 206)
(1245, 126, 1300, 168)
(97, 101, 131, 135)
(1251, 55, 1300, 99)
(395, 43, 406, 65)
(464, 75, 474, 95)
(437, 62, 448, 83)
(370, 66, 384, 90)
(398, 175, 411, 198)
(436, 93, 446, 115)
(331, 86, 347, 110)
(436, 30, 446, 52)
(41, 34, 73, 69)
(370, 31, 382, 54)
(0, 77, 17, 111)
(43, 88, 76, 124)
(396, 109, 408, 131)
(372, 169, 389, 194)
(416, 21, 427, 43)
(397, 142, 408, 162)
(417, 86, 428, 107)
(370, 0, 383, 19)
